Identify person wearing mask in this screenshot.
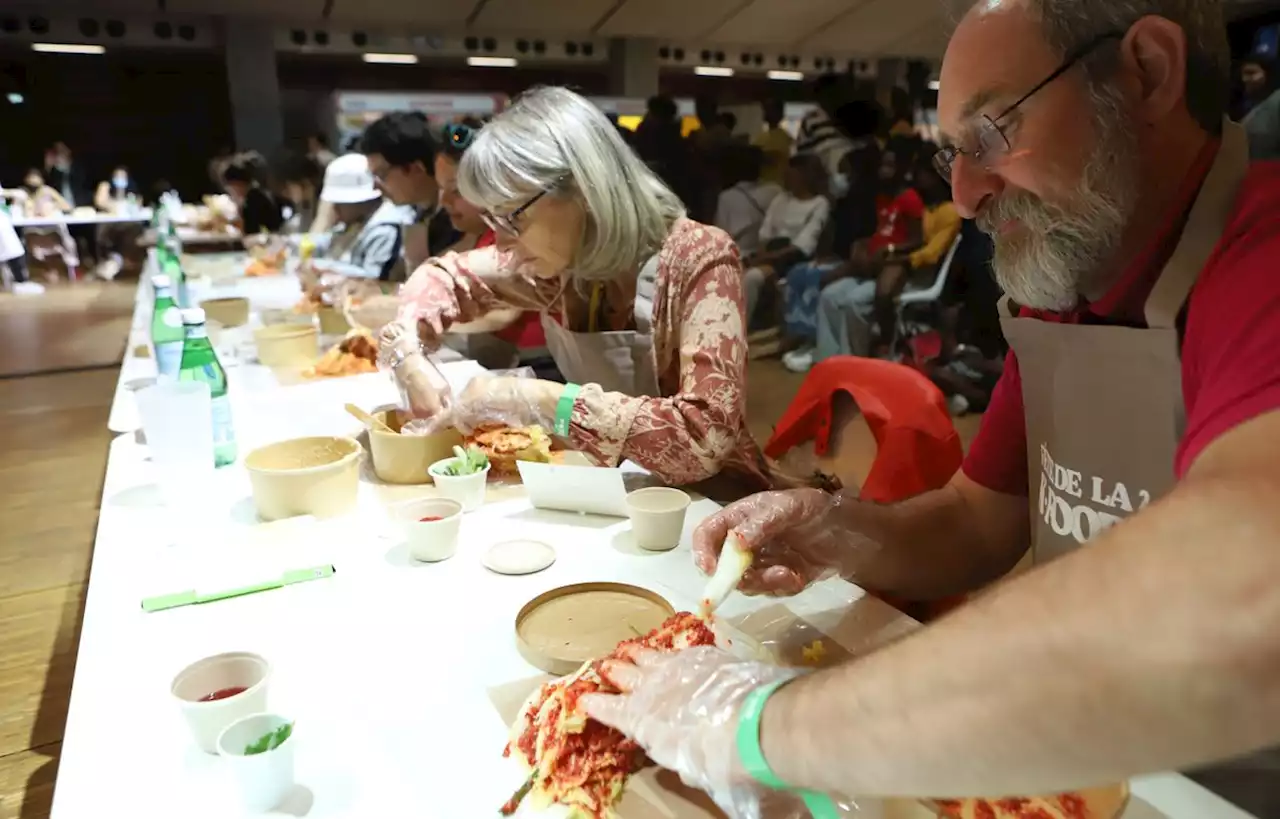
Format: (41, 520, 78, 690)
(312, 153, 408, 282)
(581, 3, 1280, 817)
(359, 112, 442, 281)
(742, 154, 832, 329)
(222, 159, 284, 236)
(713, 145, 781, 258)
(93, 165, 142, 280)
(379, 87, 836, 501)
(43, 142, 85, 207)
(15, 168, 77, 280)
(752, 99, 794, 187)
(306, 133, 337, 168)
(93, 166, 138, 213)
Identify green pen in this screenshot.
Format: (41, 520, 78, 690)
(141, 564, 336, 613)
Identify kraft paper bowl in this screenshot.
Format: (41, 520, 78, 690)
(244, 436, 361, 521)
(316, 305, 351, 336)
(253, 323, 318, 368)
(367, 407, 464, 485)
(199, 297, 250, 328)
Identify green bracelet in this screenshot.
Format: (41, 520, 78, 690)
(736, 680, 841, 819)
(555, 383, 582, 437)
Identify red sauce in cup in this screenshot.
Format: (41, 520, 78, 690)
(199, 686, 247, 702)
(420, 515, 444, 522)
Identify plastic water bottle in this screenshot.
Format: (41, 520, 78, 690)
(178, 308, 237, 467)
(150, 274, 184, 380)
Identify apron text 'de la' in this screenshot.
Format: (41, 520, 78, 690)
(1001, 121, 1248, 564)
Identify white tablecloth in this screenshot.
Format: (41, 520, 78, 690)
(12, 210, 152, 228)
(54, 256, 1260, 819)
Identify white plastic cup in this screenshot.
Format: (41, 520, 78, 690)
(217, 712, 296, 813)
(171, 651, 270, 754)
(428, 457, 490, 511)
(626, 487, 692, 551)
(394, 498, 463, 562)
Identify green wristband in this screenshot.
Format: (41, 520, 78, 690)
(736, 680, 841, 819)
(555, 383, 582, 437)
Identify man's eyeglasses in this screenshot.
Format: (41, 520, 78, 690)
(480, 179, 564, 237)
(933, 30, 1124, 183)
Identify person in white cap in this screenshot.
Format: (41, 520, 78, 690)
(316, 153, 412, 281)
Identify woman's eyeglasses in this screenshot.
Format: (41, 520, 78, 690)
(932, 30, 1124, 183)
(479, 178, 566, 237)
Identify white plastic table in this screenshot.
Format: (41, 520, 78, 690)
(53, 261, 1261, 819)
(12, 210, 152, 228)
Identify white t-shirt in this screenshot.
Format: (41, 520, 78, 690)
(714, 182, 781, 257)
(758, 192, 830, 257)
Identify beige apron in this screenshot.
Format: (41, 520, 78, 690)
(540, 254, 660, 398)
(1003, 122, 1277, 809)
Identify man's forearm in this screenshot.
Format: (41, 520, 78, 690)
(829, 482, 1027, 600)
(761, 475, 1280, 797)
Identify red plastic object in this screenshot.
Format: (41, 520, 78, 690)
(764, 356, 966, 620)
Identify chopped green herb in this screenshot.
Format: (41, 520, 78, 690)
(439, 445, 489, 477)
(243, 722, 293, 756)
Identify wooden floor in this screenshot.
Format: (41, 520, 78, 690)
(0, 281, 979, 819)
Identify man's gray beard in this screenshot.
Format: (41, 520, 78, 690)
(979, 85, 1139, 311)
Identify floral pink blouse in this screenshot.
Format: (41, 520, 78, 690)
(398, 218, 826, 497)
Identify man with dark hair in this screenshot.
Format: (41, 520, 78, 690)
(359, 112, 442, 278)
(795, 73, 856, 175)
(306, 132, 337, 168)
(222, 159, 284, 236)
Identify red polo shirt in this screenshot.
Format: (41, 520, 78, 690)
(963, 146, 1280, 495)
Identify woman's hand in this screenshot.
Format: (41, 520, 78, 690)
(692, 489, 870, 596)
(581, 646, 809, 819)
(424, 375, 562, 435)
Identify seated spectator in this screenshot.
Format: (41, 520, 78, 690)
(223, 158, 284, 236)
(315, 153, 409, 281)
(869, 150, 960, 350)
(713, 145, 781, 258)
(795, 74, 857, 176)
(743, 153, 830, 328)
(793, 146, 925, 367)
(633, 95, 691, 208)
(93, 165, 143, 280)
(93, 166, 138, 212)
(18, 169, 71, 217)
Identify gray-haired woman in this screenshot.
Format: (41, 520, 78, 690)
(385, 86, 832, 499)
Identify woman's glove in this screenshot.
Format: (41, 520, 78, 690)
(582, 646, 815, 819)
(692, 489, 873, 596)
(378, 320, 451, 421)
(421, 374, 560, 435)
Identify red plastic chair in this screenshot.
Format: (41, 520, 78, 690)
(765, 357, 966, 620)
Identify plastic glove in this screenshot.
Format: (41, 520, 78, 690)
(378, 319, 452, 421)
(420, 373, 559, 435)
(581, 645, 817, 819)
(693, 489, 876, 596)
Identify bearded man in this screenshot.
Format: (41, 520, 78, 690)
(576, 0, 1280, 815)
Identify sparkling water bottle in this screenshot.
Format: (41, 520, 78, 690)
(178, 308, 237, 467)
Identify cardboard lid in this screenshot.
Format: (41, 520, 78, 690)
(515, 583, 674, 675)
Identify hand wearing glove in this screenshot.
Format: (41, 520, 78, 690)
(581, 645, 815, 819)
(693, 489, 874, 596)
(378, 320, 451, 421)
(421, 374, 562, 435)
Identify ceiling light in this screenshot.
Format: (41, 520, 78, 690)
(7, 93, 23, 104)
(32, 43, 105, 55)
(767, 70, 804, 82)
(362, 52, 418, 64)
(694, 65, 734, 77)
(467, 56, 518, 68)
(928, 79, 941, 91)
